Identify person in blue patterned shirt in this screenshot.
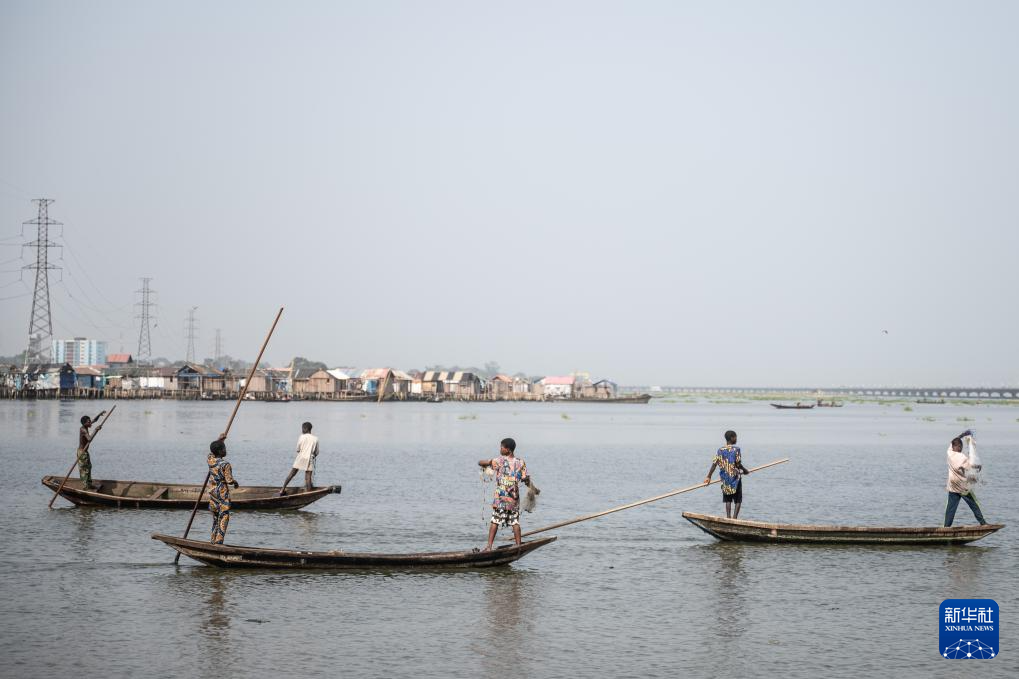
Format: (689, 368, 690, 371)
(704, 430, 751, 519)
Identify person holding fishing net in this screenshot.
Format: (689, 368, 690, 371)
(944, 429, 987, 527)
(478, 437, 533, 550)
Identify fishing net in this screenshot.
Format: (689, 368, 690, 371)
(963, 434, 983, 487)
(522, 481, 541, 513)
(480, 467, 494, 523)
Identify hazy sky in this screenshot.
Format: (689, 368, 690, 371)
(1, 1, 1016, 386)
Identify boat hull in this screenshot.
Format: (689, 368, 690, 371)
(151, 533, 557, 569)
(770, 403, 815, 409)
(682, 512, 1003, 546)
(42, 476, 339, 510)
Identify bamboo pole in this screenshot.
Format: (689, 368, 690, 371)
(48, 406, 117, 508)
(175, 307, 284, 564)
(514, 458, 789, 539)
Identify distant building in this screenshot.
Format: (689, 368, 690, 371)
(106, 353, 134, 366)
(52, 338, 107, 366)
(539, 375, 575, 399)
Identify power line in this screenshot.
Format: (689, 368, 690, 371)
(23, 199, 61, 365)
(136, 277, 155, 362)
(184, 306, 198, 364)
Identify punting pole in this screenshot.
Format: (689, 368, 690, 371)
(48, 405, 118, 508)
(515, 457, 790, 539)
(175, 307, 284, 564)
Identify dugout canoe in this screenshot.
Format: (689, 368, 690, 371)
(42, 476, 340, 510)
(770, 403, 815, 409)
(682, 512, 1003, 545)
(151, 533, 557, 569)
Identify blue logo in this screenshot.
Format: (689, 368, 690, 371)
(940, 599, 998, 659)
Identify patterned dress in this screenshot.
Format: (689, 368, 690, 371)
(490, 456, 528, 527)
(714, 445, 742, 496)
(77, 426, 93, 488)
(207, 453, 236, 544)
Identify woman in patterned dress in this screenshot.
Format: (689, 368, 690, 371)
(207, 435, 239, 544)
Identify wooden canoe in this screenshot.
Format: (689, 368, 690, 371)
(151, 533, 557, 569)
(770, 403, 815, 409)
(682, 512, 1004, 546)
(42, 476, 340, 510)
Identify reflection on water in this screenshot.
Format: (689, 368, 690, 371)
(2, 400, 1017, 678)
(706, 543, 748, 639)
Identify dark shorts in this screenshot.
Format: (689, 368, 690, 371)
(491, 507, 520, 527)
(722, 480, 743, 503)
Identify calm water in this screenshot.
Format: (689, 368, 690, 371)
(0, 399, 1016, 678)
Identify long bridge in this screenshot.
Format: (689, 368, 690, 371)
(620, 386, 1018, 399)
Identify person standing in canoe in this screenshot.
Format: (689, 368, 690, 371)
(278, 421, 319, 495)
(208, 434, 239, 544)
(478, 437, 531, 550)
(704, 430, 751, 519)
(77, 410, 107, 490)
(944, 430, 987, 527)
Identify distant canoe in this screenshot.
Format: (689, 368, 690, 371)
(42, 476, 339, 510)
(916, 398, 946, 404)
(152, 533, 557, 569)
(815, 401, 843, 408)
(682, 512, 1003, 546)
(770, 403, 815, 410)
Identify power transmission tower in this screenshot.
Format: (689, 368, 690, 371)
(184, 306, 198, 364)
(22, 199, 62, 366)
(214, 328, 223, 363)
(135, 277, 156, 363)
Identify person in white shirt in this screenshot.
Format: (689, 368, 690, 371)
(944, 430, 987, 527)
(278, 421, 319, 495)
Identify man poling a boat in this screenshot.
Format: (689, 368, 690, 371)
(207, 434, 239, 544)
(478, 437, 531, 551)
(77, 410, 107, 490)
(944, 430, 988, 527)
(704, 430, 751, 519)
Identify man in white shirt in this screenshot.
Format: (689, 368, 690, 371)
(944, 430, 987, 527)
(278, 421, 319, 495)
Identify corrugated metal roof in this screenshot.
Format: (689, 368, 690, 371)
(541, 375, 575, 385)
(327, 369, 351, 380)
(107, 354, 132, 363)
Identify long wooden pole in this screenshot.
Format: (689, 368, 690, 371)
(176, 307, 284, 564)
(48, 405, 117, 508)
(515, 458, 789, 539)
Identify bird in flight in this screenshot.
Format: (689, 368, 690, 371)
(882, 330, 888, 334)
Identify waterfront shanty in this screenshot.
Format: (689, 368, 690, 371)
(0, 360, 635, 402)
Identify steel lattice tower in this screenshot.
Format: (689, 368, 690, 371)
(23, 199, 62, 366)
(185, 306, 198, 364)
(135, 277, 156, 363)
(214, 328, 222, 363)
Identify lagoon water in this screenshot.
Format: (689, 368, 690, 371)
(0, 399, 1016, 678)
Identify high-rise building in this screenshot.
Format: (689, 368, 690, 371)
(51, 337, 108, 366)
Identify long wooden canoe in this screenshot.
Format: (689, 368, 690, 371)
(152, 533, 557, 569)
(42, 476, 340, 510)
(770, 403, 815, 409)
(682, 512, 1004, 545)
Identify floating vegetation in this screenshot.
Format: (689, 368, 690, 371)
(956, 416, 974, 422)
(903, 406, 913, 412)
(560, 413, 571, 420)
(144, 410, 154, 415)
(457, 414, 478, 421)
(877, 432, 888, 437)
(921, 416, 936, 422)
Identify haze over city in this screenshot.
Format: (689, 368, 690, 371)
(2, 1, 1016, 386)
